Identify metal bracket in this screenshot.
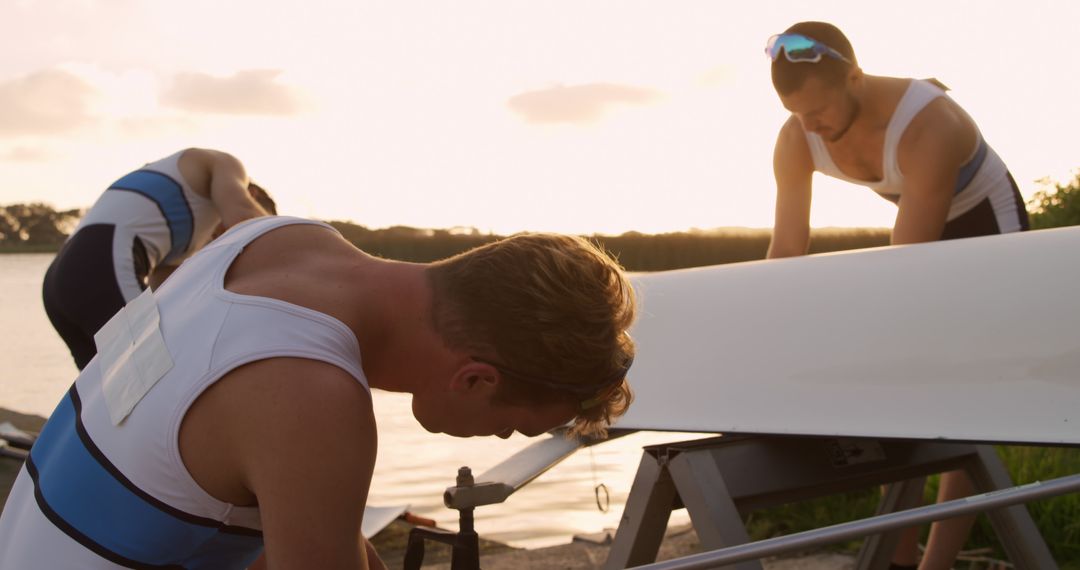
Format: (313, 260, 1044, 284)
(403, 467, 481, 570)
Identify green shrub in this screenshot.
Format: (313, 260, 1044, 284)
(1028, 172, 1080, 230)
(970, 446, 1080, 565)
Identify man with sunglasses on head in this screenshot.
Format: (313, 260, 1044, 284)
(765, 21, 1029, 570)
(767, 21, 1029, 258)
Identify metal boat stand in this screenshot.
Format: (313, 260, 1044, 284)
(603, 434, 1065, 570)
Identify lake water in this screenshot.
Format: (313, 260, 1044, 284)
(0, 253, 694, 548)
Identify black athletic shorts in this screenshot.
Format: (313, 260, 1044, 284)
(940, 172, 1030, 240)
(42, 224, 149, 370)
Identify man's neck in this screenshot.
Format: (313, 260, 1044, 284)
(345, 259, 453, 395)
(834, 75, 904, 142)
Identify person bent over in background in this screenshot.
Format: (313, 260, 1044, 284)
(0, 215, 635, 569)
(42, 147, 276, 370)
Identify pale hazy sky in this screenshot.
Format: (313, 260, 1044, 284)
(2, 0, 1077, 235)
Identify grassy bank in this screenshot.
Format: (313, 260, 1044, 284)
(0, 244, 60, 254)
(745, 446, 1080, 567)
(984, 446, 1080, 565)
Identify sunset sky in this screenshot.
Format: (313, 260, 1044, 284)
(2, 0, 1077, 235)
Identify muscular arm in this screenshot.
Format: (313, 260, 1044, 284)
(180, 148, 269, 229)
(891, 99, 975, 245)
(229, 359, 379, 569)
(767, 117, 814, 259)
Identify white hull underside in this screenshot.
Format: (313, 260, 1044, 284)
(615, 227, 1080, 445)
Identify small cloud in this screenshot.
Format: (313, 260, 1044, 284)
(507, 82, 662, 124)
(0, 69, 98, 136)
(114, 115, 199, 137)
(0, 146, 56, 162)
(161, 69, 306, 116)
(697, 65, 736, 88)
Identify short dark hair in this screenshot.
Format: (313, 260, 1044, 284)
(771, 21, 856, 95)
(247, 181, 277, 215)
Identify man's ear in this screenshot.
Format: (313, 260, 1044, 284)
(448, 360, 500, 392)
(847, 65, 864, 89)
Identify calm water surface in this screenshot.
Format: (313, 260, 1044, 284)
(0, 253, 694, 548)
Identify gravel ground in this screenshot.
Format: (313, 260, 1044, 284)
(409, 523, 856, 570)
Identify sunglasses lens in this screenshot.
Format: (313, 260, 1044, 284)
(766, 34, 823, 62)
(765, 34, 783, 59)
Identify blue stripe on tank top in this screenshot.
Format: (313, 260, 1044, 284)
(954, 138, 988, 194)
(873, 139, 988, 205)
(108, 170, 195, 265)
(26, 385, 263, 569)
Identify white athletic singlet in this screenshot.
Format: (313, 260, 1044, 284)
(0, 216, 369, 569)
(804, 79, 1024, 232)
(76, 149, 223, 300)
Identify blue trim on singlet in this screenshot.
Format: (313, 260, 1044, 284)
(108, 170, 195, 265)
(954, 138, 988, 194)
(873, 138, 989, 205)
(26, 385, 263, 570)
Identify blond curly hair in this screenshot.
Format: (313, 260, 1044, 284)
(427, 233, 636, 437)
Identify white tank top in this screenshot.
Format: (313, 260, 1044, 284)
(804, 79, 1012, 223)
(77, 149, 223, 269)
(0, 216, 369, 569)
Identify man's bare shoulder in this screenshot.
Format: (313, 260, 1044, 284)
(225, 358, 375, 453)
(208, 358, 372, 429)
(774, 115, 813, 174)
(180, 147, 239, 166)
(778, 114, 805, 140)
(180, 357, 375, 507)
(228, 222, 354, 280)
(177, 148, 250, 196)
(229, 222, 354, 286)
(900, 96, 974, 164)
(775, 115, 811, 153)
(255, 220, 348, 251)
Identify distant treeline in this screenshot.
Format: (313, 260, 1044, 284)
(7, 169, 1080, 267)
(331, 221, 890, 271)
(0, 203, 81, 250)
(1, 199, 891, 268)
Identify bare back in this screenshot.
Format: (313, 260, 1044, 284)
(177, 221, 380, 567)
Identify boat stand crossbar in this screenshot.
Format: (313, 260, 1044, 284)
(604, 434, 1070, 570)
(631, 473, 1080, 570)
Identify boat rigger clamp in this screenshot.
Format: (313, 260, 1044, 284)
(402, 428, 612, 569)
(403, 466, 483, 570)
